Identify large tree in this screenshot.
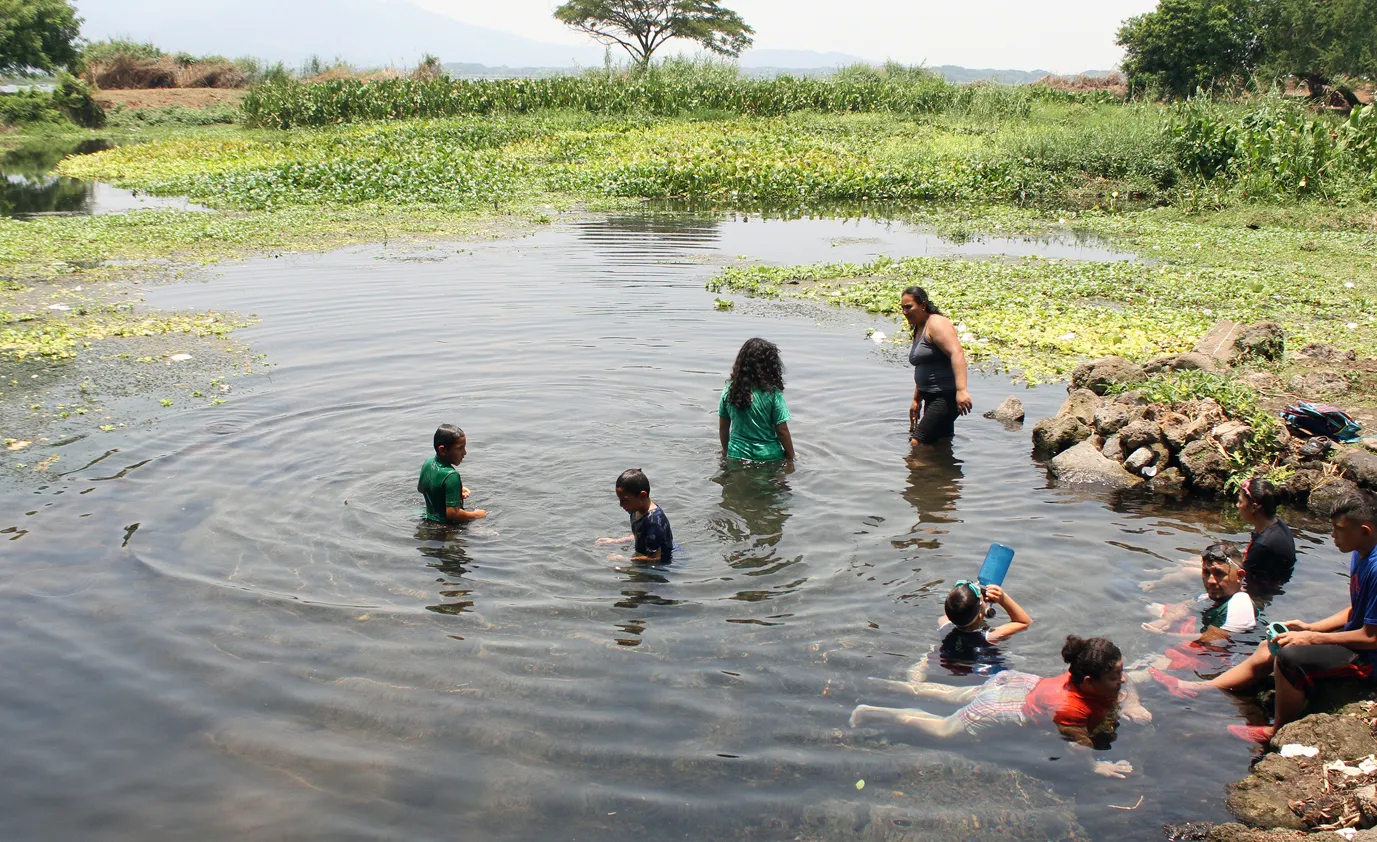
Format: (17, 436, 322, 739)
(554, 0, 753, 67)
(0, 0, 81, 75)
(1116, 0, 1261, 98)
(1258, 0, 1377, 101)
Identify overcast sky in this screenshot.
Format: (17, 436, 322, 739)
(412, 0, 1158, 72)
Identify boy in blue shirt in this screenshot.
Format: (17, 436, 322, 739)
(417, 424, 487, 524)
(596, 468, 674, 563)
(1153, 493, 1377, 742)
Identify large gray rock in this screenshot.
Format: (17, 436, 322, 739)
(1031, 415, 1092, 455)
(1337, 447, 1377, 490)
(1100, 433, 1124, 462)
(1149, 466, 1187, 494)
(1273, 711, 1377, 760)
(1092, 403, 1131, 437)
(1235, 321, 1286, 362)
(1194, 320, 1243, 362)
(1162, 412, 1215, 452)
(1212, 420, 1255, 454)
(1290, 371, 1350, 397)
(1300, 342, 1357, 362)
(1282, 468, 1326, 499)
(1055, 388, 1103, 424)
(1124, 446, 1156, 473)
(1070, 356, 1146, 396)
(1224, 754, 1308, 830)
(1309, 478, 1363, 516)
(1145, 351, 1222, 374)
(1178, 439, 1231, 493)
(1049, 440, 1145, 488)
(1119, 418, 1163, 452)
(983, 396, 1025, 424)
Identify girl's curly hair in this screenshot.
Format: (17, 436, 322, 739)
(728, 338, 785, 411)
(1061, 635, 1122, 685)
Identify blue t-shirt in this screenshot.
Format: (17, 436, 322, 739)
(1346, 546, 1377, 664)
(631, 505, 674, 562)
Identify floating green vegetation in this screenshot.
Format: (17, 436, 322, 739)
(709, 229, 1377, 383)
(0, 304, 253, 361)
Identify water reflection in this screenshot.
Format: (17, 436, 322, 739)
(0, 137, 209, 218)
(712, 461, 802, 581)
(415, 522, 476, 617)
(896, 442, 964, 549)
(611, 563, 681, 647)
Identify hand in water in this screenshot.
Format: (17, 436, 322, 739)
(594, 537, 622, 547)
(1094, 759, 1134, 779)
(955, 388, 972, 415)
(607, 553, 628, 562)
(462, 486, 471, 499)
(1121, 703, 1153, 724)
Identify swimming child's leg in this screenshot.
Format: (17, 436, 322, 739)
(849, 704, 966, 738)
(867, 678, 982, 704)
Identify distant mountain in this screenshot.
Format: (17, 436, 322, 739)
(75, 0, 605, 68)
(738, 49, 872, 69)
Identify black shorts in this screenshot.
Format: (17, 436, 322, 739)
(1276, 644, 1374, 692)
(912, 391, 958, 444)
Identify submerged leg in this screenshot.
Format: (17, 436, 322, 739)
(849, 704, 966, 738)
(867, 678, 981, 704)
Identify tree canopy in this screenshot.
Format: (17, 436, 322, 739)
(1258, 0, 1377, 97)
(0, 0, 81, 75)
(554, 0, 754, 67)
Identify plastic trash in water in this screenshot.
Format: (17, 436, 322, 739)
(977, 543, 1015, 588)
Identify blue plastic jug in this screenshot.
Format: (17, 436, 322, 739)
(977, 543, 1015, 587)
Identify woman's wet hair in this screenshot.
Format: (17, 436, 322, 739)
(616, 468, 650, 497)
(434, 423, 465, 450)
(1201, 540, 1244, 569)
(728, 337, 785, 411)
(1061, 635, 1122, 684)
(1240, 477, 1280, 518)
(901, 285, 942, 321)
(944, 584, 982, 628)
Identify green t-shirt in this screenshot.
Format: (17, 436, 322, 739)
(718, 384, 790, 462)
(419, 456, 462, 523)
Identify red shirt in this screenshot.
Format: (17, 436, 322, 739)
(1020, 674, 1113, 730)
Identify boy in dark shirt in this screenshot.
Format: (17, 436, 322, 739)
(1152, 493, 1377, 742)
(597, 468, 674, 563)
(417, 424, 487, 524)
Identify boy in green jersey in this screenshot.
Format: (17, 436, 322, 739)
(418, 424, 487, 524)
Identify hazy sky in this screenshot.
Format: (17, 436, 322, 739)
(414, 0, 1158, 72)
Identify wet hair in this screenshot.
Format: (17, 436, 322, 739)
(727, 338, 785, 411)
(1333, 492, 1377, 528)
(434, 424, 465, 451)
(1201, 541, 1244, 570)
(616, 468, 650, 497)
(1240, 477, 1280, 518)
(901, 285, 943, 333)
(944, 584, 982, 628)
(1061, 635, 1122, 685)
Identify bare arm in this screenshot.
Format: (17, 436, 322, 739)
(446, 505, 486, 523)
(926, 316, 971, 414)
(719, 416, 731, 453)
(984, 585, 1032, 641)
(775, 422, 795, 460)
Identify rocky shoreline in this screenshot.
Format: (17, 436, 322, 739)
(1020, 321, 1377, 511)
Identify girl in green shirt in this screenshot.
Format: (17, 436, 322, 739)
(718, 338, 795, 462)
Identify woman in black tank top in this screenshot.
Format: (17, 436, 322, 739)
(901, 286, 971, 445)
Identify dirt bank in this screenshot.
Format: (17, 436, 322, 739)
(94, 89, 245, 110)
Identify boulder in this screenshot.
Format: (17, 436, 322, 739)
(1178, 439, 1231, 493)
(1240, 371, 1281, 391)
(1032, 415, 1092, 455)
(1300, 342, 1357, 362)
(1337, 447, 1377, 491)
(1092, 403, 1130, 437)
(1272, 711, 1377, 760)
(1145, 351, 1221, 374)
(1178, 398, 1227, 426)
(1212, 420, 1255, 454)
(1124, 446, 1156, 473)
(1148, 467, 1187, 494)
(1113, 390, 1148, 407)
(1119, 419, 1164, 452)
(1049, 440, 1145, 488)
(1309, 478, 1363, 516)
(1224, 754, 1308, 830)
(1290, 371, 1350, 397)
(1100, 434, 1124, 462)
(1162, 412, 1215, 452)
(1056, 388, 1103, 424)
(1069, 356, 1145, 396)
(1282, 469, 1326, 499)
(1150, 442, 1174, 468)
(1235, 321, 1286, 362)
(1194, 320, 1243, 363)
(984, 396, 1025, 424)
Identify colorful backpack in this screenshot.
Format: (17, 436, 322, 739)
(1281, 401, 1363, 442)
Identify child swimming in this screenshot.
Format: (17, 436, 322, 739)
(596, 468, 675, 563)
(417, 424, 487, 524)
(719, 338, 795, 462)
(851, 635, 1150, 779)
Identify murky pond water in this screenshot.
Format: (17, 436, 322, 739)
(1, 138, 209, 218)
(0, 214, 1346, 841)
